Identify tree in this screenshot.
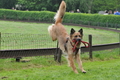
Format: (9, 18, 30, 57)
(79, 0, 94, 13)
(65, 0, 80, 12)
(17, 0, 62, 11)
(65, 0, 94, 13)
(65, 0, 120, 13)
(0, 0, 17, 9)
(1, 0, 120, 13)
(93, 0, 120, 13)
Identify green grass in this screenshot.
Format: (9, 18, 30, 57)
(0, 54, 120, 80)
(0, 20, 119, 50)
(82, 48, 120, 60)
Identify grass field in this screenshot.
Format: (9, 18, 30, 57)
(0, 20, 119, 50)
(0, 20, 120, 80)
(0, 55, 120, 80)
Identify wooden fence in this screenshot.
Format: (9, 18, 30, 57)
(0, 34, 120, 62)
(0, 19, 120, 62)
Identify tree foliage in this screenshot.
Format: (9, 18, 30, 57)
(93, 0, 120, 13)
(0, 0, 120, 13)
(0, 0, 17, 9)
(17, 0, 62, 11)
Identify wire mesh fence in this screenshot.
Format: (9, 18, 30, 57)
(1, 32, 120, 59)
(62, 19, 120, 31)
(1, 32, 120, 49)
(1, 33, 57, 50)
(81, 33, 120, 60)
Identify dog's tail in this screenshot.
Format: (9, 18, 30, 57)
(54, 1, 66, 24)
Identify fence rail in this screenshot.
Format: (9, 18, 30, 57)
(0, 48, 55, 59)
(0, 42, 119, 59)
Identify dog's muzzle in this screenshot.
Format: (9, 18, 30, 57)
(73, 39, 81, 43)
(76, 38, 81, 42)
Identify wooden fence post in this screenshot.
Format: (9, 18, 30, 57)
(54, 41, 58, 61)
(89, 35, 92, 59)
(54, 41, 62, 63)
(57, 49, 62, 63)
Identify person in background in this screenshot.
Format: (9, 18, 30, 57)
(104, 10, 108, 15)
(108, 10, 112, 14)
(114, 11, 120, 15)
(12, 7, 14, 10)
(76, 9, 81, 13)
(69, 10, 74, 13)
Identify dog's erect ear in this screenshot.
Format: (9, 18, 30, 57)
(78, 28, 83, 35)
(70, 28, 75, 35)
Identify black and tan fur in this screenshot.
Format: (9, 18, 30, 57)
(48, 1, 86, 74)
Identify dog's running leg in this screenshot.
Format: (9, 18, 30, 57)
(68, 54, 78, 74)
(64, 56, 70, 67)
(75, 52, 86, 73)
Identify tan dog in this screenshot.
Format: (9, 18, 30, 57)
(48, 1, 86, 74)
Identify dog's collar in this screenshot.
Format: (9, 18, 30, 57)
(65, 38, 69, 43)
(64, 38, 80, 53)
(64, 38, 71, 52)
(64, 38, 90, 53)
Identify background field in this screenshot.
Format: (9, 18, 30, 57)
(0, 20, 120, 80)
(0, 20, 119, 50)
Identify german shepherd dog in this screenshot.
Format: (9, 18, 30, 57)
(48, 1, 86, 74)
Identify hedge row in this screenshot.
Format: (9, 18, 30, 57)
(64, 12, 120, 28)
(0, 9, 55, 22)
(0, 9, 120, 28)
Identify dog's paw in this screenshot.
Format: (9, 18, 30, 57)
(82, 71, 86, 73)
(74, 70, 79, 74)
